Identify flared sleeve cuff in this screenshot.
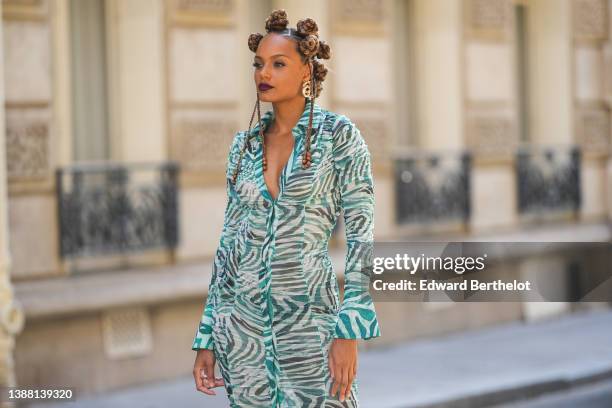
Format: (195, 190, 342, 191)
(331, 121, 382, 340)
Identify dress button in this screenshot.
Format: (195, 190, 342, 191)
(263, 201, 270, 209)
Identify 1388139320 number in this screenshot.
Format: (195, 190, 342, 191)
(1, 387, 75, 402)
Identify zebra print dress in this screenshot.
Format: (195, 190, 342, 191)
(192, 100, 381, 407)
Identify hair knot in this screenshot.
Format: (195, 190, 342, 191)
(248, 33, 263, 53)
(296, 18, 318, 37)
(265, 9, 289, 32)
(299, 35, 319, 59)
(316, 40, 331, 59)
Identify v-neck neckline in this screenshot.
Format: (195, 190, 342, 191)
(260, 121, 298, 203)
(250, 100, 323, 204)
(264, 137, 295, 202)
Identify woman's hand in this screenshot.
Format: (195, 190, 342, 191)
(328, 338, 358, 402)
(193, 349, 225, 395)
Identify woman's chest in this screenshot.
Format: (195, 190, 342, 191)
(231, 125, 338, 208)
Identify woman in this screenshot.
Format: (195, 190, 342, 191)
(192, 9, 381, 407)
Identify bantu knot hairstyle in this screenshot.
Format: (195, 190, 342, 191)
(232, 10, 331, 184)
(247, 9, 331, 98)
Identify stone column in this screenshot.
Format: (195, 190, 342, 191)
(572, 0, 612, 222)
(107, 0, 167, 162)
(0, 1, 26, 399)
(463, 0, 520, 231)
(412, 0, 463, 152)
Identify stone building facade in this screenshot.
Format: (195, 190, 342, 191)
(0, 0, 610, 398)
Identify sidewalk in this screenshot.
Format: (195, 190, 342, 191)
(358, 307, 612, 408)
(29, 307, 612, 408)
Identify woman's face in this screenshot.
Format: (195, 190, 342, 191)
(253, 33, 310, 103)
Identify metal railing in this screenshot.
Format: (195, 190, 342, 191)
(516, 145, 581, 214)
(394, 150, 472, 225)
(56, 162, 179, 258)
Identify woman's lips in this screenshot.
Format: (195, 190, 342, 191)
(259, 84, 273, 91)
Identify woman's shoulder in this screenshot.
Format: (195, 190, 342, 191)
(229, 130, 248, 148)
(320, 107, 355, 132)
(226, 130, 254, 160)
(319, 108, 365, 149)
(319, 109, 367, 153)
(223, 131, 250, 177)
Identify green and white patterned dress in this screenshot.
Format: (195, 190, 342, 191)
(192, 100, 381, 407)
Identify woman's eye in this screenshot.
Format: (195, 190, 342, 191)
(252, 62, 284, 69)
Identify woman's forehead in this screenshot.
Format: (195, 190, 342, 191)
(256, 34, 300, 59)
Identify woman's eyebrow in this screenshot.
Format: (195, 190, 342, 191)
(254, 54, 288, 59)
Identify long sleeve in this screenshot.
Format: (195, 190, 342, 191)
(192, 131, 248, 351)
(332, 122, 382, 340)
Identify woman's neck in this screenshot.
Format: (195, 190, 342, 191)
(269, 98, 307, 134)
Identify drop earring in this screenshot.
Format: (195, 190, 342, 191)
(302, 78, 312, 99)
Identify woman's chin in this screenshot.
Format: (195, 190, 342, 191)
(258, 92, 275, 102)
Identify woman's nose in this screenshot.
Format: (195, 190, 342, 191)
(260, 63, 271, 80)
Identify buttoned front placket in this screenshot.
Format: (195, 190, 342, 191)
(249, 100, 322, 407)
(259, 138, 297, 408)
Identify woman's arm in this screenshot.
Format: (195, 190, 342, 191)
(328, 121, 381, 402)
(192, 131, 249, 351)
(332, 122, 382, 341)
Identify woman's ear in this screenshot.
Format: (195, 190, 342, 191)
(303, 61, 313, 82)
(302, 67, 311, 82)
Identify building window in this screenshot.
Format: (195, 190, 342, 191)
(69, 0, 110, 161)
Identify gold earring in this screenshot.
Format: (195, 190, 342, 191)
(302, 79, 312, 98)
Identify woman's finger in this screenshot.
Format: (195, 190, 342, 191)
(328, 352, 336, 396)
(201, 361, 217, 395)
(214, 376, 225, 387)
(344, 365, 355, 402)
(328, 353, 335, 381)
(330, 360, 340, 398)
(194, 366, 215, 395)
(193, 366, 206, 393)
(338, 367, 349, 402)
